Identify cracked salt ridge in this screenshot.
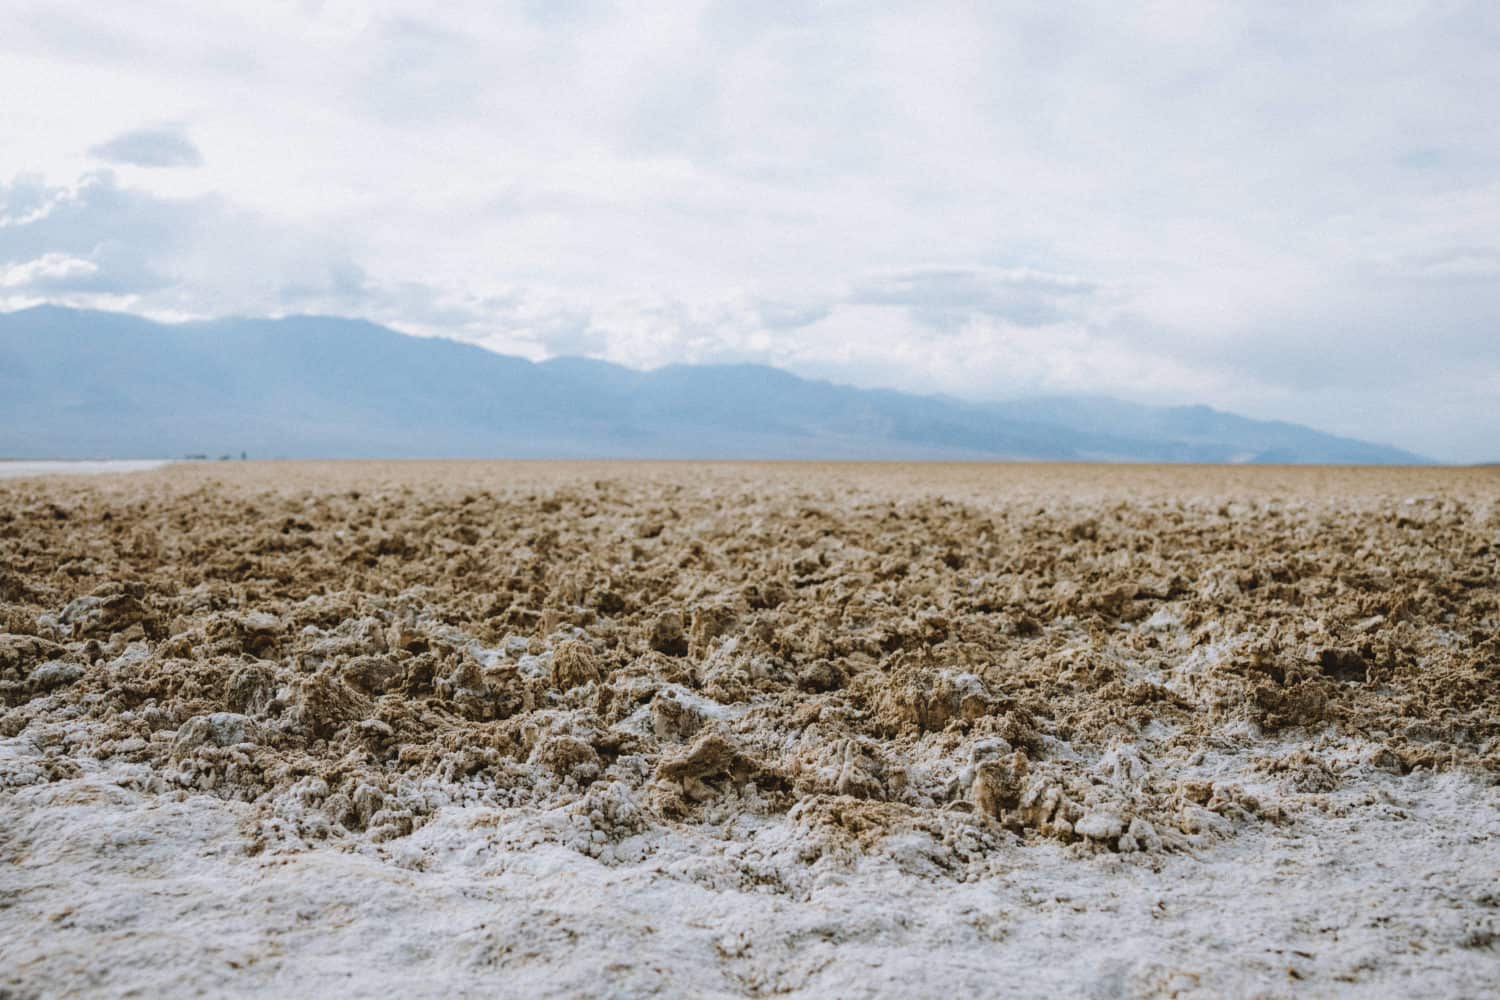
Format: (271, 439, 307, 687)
(0, 610, 1463, 857)
(2, 612, 1438, 863)
(2, 734, 1497, 999)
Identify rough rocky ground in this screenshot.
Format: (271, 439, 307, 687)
(1, 460, 1497, 998)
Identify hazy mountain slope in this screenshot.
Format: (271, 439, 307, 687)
(985, 396, 1421, 465)
(0, 306, 1429, 463)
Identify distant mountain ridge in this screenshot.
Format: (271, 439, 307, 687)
(0, 306, 1429, 463)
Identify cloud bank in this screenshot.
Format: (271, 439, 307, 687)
(89, 126, 203, 168)
(1, 1, 1496, 460)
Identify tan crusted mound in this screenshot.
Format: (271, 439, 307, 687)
(0, 461, 1496, 871)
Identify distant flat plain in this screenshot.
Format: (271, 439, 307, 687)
(4, 454, 1479, 493)
(0, 459, 172, 480)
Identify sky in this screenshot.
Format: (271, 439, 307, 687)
(1, 1, 1497, 462)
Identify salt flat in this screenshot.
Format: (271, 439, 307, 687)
(2, 461, 1496, 997)
(0, 460, 172, 480)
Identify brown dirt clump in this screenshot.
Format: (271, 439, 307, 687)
(1, 460, 1495, 864)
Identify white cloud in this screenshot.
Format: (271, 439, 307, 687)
(1399, 248, 1500, 282)
(0, 171, 365, 313)
(0, 252, 98, 289)
(849, 267, 1104, 329)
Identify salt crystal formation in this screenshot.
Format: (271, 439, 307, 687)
(2, 462, 1496, 995)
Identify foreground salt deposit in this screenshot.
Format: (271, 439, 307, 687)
(2, 461, 1497, 996)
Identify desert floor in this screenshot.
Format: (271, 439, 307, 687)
(2, 461, 1497, 998)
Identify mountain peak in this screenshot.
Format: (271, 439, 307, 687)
(0, 306, 1430, 463)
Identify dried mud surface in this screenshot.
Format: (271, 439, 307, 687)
(2, 461, 1497, 997)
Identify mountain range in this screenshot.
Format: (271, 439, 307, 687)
(0, 305, 1429, 463)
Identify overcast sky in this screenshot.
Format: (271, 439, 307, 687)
(2, 1, 1497, 461)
